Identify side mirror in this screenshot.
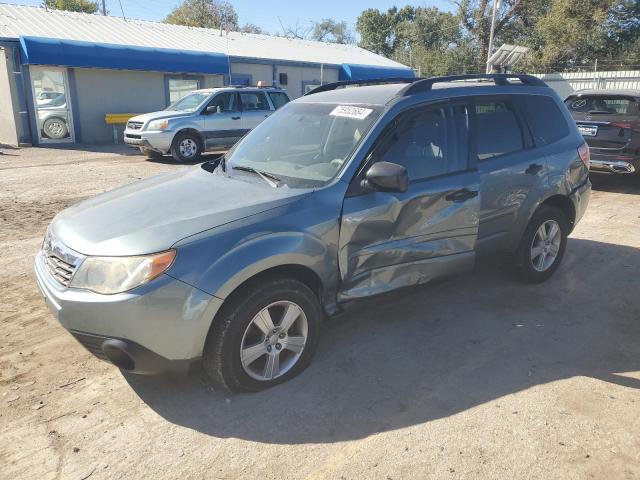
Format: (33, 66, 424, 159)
(361, 161, 409, 193)
(206, 105, 222, 114)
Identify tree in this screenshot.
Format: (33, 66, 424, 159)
(356, 6, 473, 75)
(164, 0, 238, 30)
(311, 18, 354, 44)
(42, 0, 98, 14)
(453, 0, 529, 62)
(356, 8, 399, 57)
(240, 23, 266, 34)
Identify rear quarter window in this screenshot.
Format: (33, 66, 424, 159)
(519, 95, 570, 146)
(268, 91, 290, 110)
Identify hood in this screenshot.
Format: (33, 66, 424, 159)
(51, 166, 310, 256)
(129, 110, 194, 124)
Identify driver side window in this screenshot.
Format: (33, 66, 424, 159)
(373, 103, 470, 181)
(207, 92, 239, 113)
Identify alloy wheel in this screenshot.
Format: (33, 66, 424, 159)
(240, 301, 308, 381)
(530, 219, 561, 272)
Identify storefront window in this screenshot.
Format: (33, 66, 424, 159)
(30, 66, 73, 143)
(168, 78, 201, 104)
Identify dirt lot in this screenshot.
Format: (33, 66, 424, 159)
(1, 145, 639, 480)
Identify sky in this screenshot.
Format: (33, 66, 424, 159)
(4, 0, 453, 34)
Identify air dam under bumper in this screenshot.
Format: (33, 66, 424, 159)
(69, 330, 196, 374)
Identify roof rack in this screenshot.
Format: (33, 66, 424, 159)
(304, 77, 416, 96)
(399, 73, 546, 96)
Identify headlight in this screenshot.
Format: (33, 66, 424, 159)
(147, 119, 169, 131)
(69, 250, 176, 295)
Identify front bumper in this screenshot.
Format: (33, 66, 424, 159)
(123, 129, 174, 153)
(34, 251, 223, 374)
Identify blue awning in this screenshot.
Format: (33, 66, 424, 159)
(339, 63, 415, 81)
(19, 36, 229, 75)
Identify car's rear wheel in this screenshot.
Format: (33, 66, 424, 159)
(42, 117, 68, 139)
(516, 205, 568, 283)
(171, 133, 202, 163)
(203, 276, 322, 393)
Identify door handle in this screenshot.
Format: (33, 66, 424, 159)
(525, 163, 543, 175)
(445, 188, 478, 203)
(231, 116, 240, 120)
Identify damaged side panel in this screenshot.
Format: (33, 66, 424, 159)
(338, 170, 480, 301)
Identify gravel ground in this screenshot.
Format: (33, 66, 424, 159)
(1, 145, 639, 480)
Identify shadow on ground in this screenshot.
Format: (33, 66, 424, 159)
(145, 152, 223, 166)
(590, 173, 639, 194)
(125, 237, 640, 445)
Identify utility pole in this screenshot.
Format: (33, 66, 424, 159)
(101, 0, 107, 16)
(486, 0, 500, 73)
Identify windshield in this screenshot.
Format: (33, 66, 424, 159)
(166, 92, 209, 112)
(565, 96, 638, 116)
(223, 102, 381, 188)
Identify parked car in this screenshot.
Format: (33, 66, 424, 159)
(36, 90, 64, 106)
(565, 89, 640, 175)
(124, 85, 291, 162)
(37, 93, 70, 140)
(35, 74, 591, 392)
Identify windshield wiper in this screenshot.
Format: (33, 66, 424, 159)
(232, 165, 281, 188)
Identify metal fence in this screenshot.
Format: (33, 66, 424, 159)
(534, 70, 640, 98)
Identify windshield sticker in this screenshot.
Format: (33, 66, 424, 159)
(330, 105, 373, 120)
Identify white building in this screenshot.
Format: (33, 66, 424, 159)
(0, 4, 413, 146)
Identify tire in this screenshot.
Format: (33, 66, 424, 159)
(140, 148, 163, 159)
(203, 276, 322, 393)
(42, 117, 68, 139)
(170, 132, 202, 163)
(515, 205, 568, 283)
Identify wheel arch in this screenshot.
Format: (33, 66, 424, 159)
(540, 194, 576, 232)
(173, 128, 204, 149)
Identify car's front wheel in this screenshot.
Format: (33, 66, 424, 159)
(516, 205, 568, 283)
(203, 276, 322, 393)
(171, 133, 202, 163)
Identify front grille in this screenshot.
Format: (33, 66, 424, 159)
(69, 331, 108, 360)
(44, 253, 76, 287)
(125, 134, 141, 139)
(41, 231, 83, 288)
(127, 121, 144, 130)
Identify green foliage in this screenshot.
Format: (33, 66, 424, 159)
(42, 0, 98, 14)
(356, 0, 640, 74)
(164, 0, 238, 30)
(240, 23, 266, 35)
(311, 18, 354, 44)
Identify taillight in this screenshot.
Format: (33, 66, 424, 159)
(578, 143, 590, 169)
(611, 122, 640, 133)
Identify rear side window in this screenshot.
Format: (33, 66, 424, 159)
(519, 95, 569, 145)
(239, 92, 269, 111)
(207, 92, 239, 113)
(268, 92, 290, 110)
(564, 96, 638, 115)
(475, 100, 524, 160)
(374, 103, 470, 180)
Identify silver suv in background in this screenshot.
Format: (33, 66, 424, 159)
(124, 86, 291, 162)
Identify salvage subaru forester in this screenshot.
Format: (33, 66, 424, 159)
(35, 74, 591, 392)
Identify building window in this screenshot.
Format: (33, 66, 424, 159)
(167, 77, 201, 105)
(302, 81, 321, 94)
